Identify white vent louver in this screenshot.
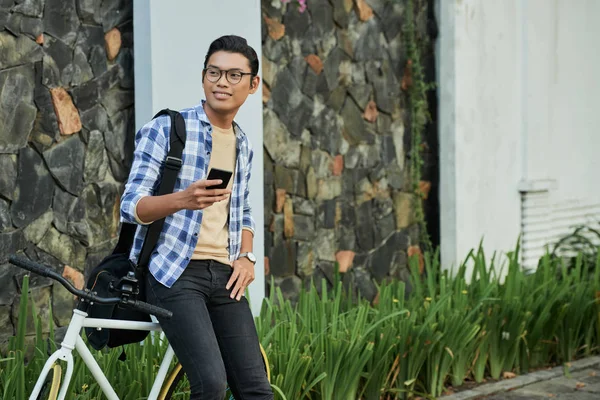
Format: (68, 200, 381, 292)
(520, 180, 600, 270)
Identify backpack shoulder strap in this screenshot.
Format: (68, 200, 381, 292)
(137, 109, 187, 270)
(153, 109, 187, 149)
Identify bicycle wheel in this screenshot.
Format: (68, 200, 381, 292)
(159, 363, 188, 400)
(36, 363, 62, 400)
(159, 344, 271, 400)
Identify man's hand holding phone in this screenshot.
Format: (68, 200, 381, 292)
(180, 168, 233, 210)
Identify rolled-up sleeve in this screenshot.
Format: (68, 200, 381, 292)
(242, 145, 256, 234)
(120, 117, 169, 224)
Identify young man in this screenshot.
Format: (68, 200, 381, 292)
(120, 35, 273, 400)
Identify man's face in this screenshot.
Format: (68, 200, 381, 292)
(202, 51, 259, 115)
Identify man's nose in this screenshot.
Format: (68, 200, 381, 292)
(216, 73, 229, 86)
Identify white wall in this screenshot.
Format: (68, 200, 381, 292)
(133, 0, 265, 314)
(438, 0, 600, 273)
(529, 0, 600, 202)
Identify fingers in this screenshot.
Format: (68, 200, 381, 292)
(196, 193, 230, 204)
(193, 180, 230, 194)
(226, 265, 255, 301)
(185, 180, 231, 210)
(197, 179, 227, 189)
(197, 179, 221, 188)
(194, 182, 231, 197)
(190, 194, 229, 210)
(231, 278, 245, 301)
(226, 269, 239, 291)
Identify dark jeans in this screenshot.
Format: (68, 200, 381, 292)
(146, 260, 273, 400)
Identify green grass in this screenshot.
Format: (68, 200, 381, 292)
(1, 244, 599, 399)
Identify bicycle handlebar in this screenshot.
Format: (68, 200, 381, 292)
(8, 255, 172, 319)
(123, 299, 172, 318)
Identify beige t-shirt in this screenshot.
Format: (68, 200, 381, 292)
(191, 125, 236, 265)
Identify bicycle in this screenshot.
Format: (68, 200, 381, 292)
(8, 255, 271, 400)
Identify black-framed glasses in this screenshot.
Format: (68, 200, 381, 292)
(203, 67, 253, 85)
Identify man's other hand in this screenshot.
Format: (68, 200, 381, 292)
(227, 258, 255, 301)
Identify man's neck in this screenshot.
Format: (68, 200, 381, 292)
(203, 103, 235, 129)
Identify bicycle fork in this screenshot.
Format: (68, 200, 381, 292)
(30, 309, 177, 400)
(30, 309, 121, 400)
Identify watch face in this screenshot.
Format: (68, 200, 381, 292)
(246, 252, 257, 263)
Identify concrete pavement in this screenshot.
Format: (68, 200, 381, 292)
(441, 356, 600, 400)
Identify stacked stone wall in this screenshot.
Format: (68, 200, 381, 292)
(0, 0, 133, 348)
(261, 0, 429, 302)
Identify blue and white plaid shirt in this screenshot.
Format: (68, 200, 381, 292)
(120, 101, 255, 288)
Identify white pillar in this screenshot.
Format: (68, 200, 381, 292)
(133, 0, 265, 314)
(437, 0, 524, 274)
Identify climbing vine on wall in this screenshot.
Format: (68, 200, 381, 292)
(403, 0, 435, 251)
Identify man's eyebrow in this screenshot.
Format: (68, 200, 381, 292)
(207, 64, 243, 71)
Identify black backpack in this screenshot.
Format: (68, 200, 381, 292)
(84, 109, 186, 351)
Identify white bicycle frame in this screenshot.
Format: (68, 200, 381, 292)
(30, 308, 175, 400)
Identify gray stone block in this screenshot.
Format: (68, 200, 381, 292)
(84, 130, 109, 184)
(44, 0, 80, 46)
(355, 201, 375, 251)
(0, 32, 43, 69)
(353, 19, 384, 62)
(278, 275, 303, 303)
(101, 0, 133, 31)
(341, 97, 367, 145)
(274, 165, 306, 197)
(0, 155, 17, 200)
(367, 58, 400, 115)
(314, 229, 336, 262)
(0, 64, 36, 153)
(293, 214, 315, 241)
(11, 148, 55, 228)
(44, 35, 74, 86)
(296, 241, 315, 279)
(71, 46, 95, 87)
(76, 0, 102, 24)
(309, 107, 343, 156)
(19, 16, 43, 39)
(271, 68, 312, 138)
(43, 135, 85, 195)
(269, 238, 297, 278)
(292, 197, 315, 216)
(12, 0, 44, 17)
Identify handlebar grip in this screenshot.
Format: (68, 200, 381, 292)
(9, 255, 57, 279)
(126, 300, 173, 319)
(9, 255, 173, 320)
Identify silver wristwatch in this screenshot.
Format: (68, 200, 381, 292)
(238, 252, 257, 264)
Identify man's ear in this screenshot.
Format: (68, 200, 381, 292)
(249, 76, 260, 94)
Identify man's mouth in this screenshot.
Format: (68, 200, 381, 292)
(213, 91, 232, 100)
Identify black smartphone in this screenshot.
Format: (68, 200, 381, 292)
(206, 168, 233, 189)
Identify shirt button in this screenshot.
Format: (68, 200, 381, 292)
(193, 232, 198, 236)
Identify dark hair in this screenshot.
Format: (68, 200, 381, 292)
(203, 35, 259, 77)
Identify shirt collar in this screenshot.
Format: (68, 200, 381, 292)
(194, 99, 246, 140)
(194, 100, 211, 126)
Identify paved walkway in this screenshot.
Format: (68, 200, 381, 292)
(442, 356, 600, 400)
